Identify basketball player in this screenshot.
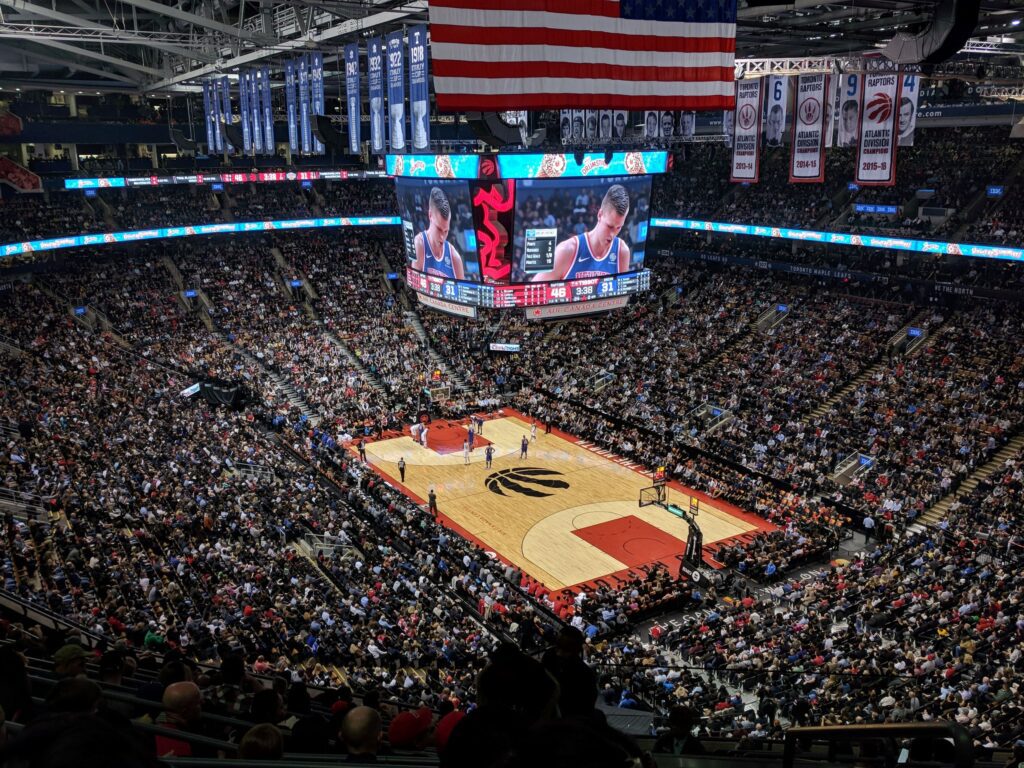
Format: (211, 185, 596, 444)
(412, 187, 466, 280)
(530, 421, 537, 443)
(485, 444, 494, 468)
(530, 185, 631, 282)
(463, 440, 470, 465)
(420, 424, 428, 449)
(520, 436, 529, 459)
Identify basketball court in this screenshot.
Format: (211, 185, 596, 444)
(362, 410, 773, 591)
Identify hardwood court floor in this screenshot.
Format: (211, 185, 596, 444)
(365, 413, 765, 591)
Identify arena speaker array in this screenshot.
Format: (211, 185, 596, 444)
(880, 0, 981, 64)
(169, 129, 197, 152)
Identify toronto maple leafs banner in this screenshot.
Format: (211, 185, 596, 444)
(730, 79, 762, 183)
(285, 59, 298, 153)
(898, 73, 920, 147)
(386, 30, 406, 151)
(250, 69, 263, 154)
(764, 75, 789, 148)
(298, 53, 311, 154)
(311, 52, 324, 154)
(790, 74, 827, 183)
(202, 81, 216, 152)
(408, 24, 430, 151)
(836, 72, 862, 148)
(344, 43, 361, 154)
(368, 37, 385, 154)
(239, 71, 252, 154)
(856, 70, 901, 186)
(261, 65, 274, 155)
(218, 76, 233, 153)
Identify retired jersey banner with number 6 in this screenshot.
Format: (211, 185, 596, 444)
(730, 79, 762, 183)
(789, 74, 827, 183)
(856, 71, 901, 186)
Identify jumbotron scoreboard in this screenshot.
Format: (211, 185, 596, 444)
(389, 150, 665, 318)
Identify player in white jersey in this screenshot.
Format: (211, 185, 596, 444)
(412, 186, 466, 280)
(530, 185, 632, 282)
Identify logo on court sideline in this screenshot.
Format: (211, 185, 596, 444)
(484, 467, 569, 498)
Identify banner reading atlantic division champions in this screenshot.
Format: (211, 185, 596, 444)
(408, 24, 430, 151)
(730, 79, 763, 183)
(368, 37, 385, 154)
(345, 44, 361, 155)
(386, 30, 406, 151)
(789, 74, 827, 183)
(855, 70, 901, 186)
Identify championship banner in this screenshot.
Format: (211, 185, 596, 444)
(202, 81, 216, 152)
(311, 52, 325, 154)
(898, 73, 920, 146)
(789, 74, 827, 183)
(250, 70, 263, 154)
(836, 73, 861, 148)
(856, 70, 901, 186)
(219, 77, 234, 153)
(730, 79, 762, 182)
(210, 79, 223, 153)
(239, 72, 252, 154)
(368, 37, 385, 154)
(764, 75, 789, 148)
(285, 60, 298, 153)
(386, 30, 406, 151)
(408, 24, 430, 151)
(345, 44, 362, 155)
(261, 65, 274, 155)
(298, 54, 311, 154)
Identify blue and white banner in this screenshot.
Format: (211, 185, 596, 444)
(261, 65, 274, 155)
(836, 72, 861, 148)
(311, 51, 324, 154)
(368, 37, 385, 154)
(298, 54, 312, 154)
(1, 216, 402, 259)
(407, 24, 430, 151)
(285, 59, 298, 153)
(250, 69, 263, 154)
(344, 43, 361, 154)
(219, 76, 233, 153)
(210, 79, 223, 153)
(202, 81, 216, 152)
(386, 30, 406, 151)
(898, 73, 920, 147)
(239, 71, 252, 154)
(764, 75, 789, 148)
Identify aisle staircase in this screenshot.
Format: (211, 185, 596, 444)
(323, 331, 389, 396)
(403, 310, 469, 391)
(914, 432, 1024, 528)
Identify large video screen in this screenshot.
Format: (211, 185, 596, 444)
(511, 176, 650, 283)
(395, 174, 652, 288)
(395, 177, 483, 282)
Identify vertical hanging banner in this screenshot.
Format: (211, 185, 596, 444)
(239, 72, 252, 155)
(824, 73, 840, 148)
(898, 73, 920, 146)
(730, 79, 763, 183)
(345, 43, 362, 155)
(211, 79, 224, 153)
(219, 76, 233, 153)
(202, 81, 216, 152)
(386, 30, 406, 151)
(764, 75, 789, 148)
(559, 109, 571, 144)
(836, 73, 862, 148)
(261, 65, 274, 155)
(250, 69, 263, 154)
(789, 74, 827, 183)
(311, 52, 325, 154)
(408, 24, 430, 151)
(298, 54, 312, 154)
(856, 70, 901, 186)
(285, 59, 298, 153)
(368, 38, 385, 154)
(723, 110, 733, 146)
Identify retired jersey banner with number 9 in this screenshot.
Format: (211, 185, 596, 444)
(789, 74, 827, 183)
(856, 71, 901, 186)
(730, 79, 762, 183)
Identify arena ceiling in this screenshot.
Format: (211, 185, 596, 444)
(0, 0, 1022, 94)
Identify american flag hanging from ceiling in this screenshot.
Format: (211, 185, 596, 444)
(427, 0, 737, 112)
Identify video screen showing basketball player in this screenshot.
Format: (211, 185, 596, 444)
(412, 187, 465, 279)
(512, 176, 652, 283)
(395, 178, 482, 282)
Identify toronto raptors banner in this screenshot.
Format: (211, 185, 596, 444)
(790, 74, 827, 183)
(898, 73, 920, 146)
(368, 38, 385, 154)
(856, 70, 901, 186)
(345, 43, 361, 154)
(731, 79, 762, 183)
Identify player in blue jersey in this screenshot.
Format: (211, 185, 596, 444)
(530, 184, 632, 282)
(412, 186, 466, 280)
